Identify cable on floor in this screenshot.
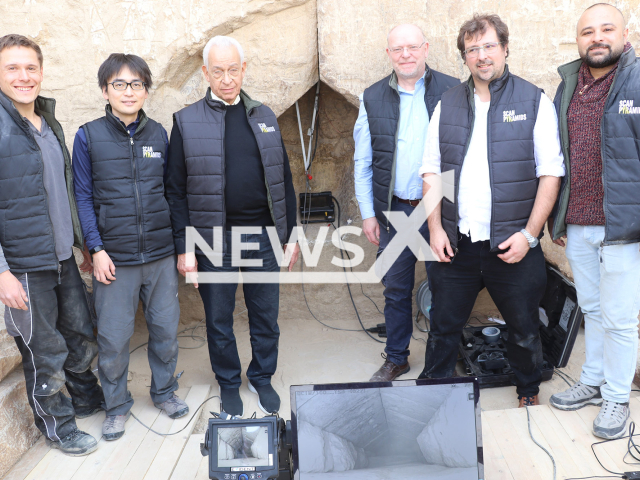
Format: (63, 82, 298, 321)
(525, 405, 556, 480)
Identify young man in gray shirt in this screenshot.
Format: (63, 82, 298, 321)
(0, 34, 103, 456)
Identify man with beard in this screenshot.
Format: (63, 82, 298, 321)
(419, 14, 565, 407)
(354, 24, 459, 381)
(548, 3, 640, 440)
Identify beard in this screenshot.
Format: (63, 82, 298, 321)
(582, 43, 624, 69)
(396, 63, 421, 79)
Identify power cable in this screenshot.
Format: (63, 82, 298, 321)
(525, 405, 556, 480)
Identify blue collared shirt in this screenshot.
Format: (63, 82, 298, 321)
(353, 75, 429, 220)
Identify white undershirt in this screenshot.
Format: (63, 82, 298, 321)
(419, 92, 565, 242)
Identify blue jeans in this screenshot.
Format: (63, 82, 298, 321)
(197, 229, 280, 389)
(377, 198, 431, 366)
(566, 225, 640, 403)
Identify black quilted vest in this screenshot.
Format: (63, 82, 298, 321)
(439, 66, 542, 250)
(362, 66, 460, 228)
(82, 107, 174, 265)
(173, 89, 287, 250)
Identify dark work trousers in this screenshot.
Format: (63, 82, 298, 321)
(93, 254, 180, 416)
(377, 198, 431, 366)
(420, 232, 546, 397)
(5, 256, 103, 441)
(197, 229, 280, 390)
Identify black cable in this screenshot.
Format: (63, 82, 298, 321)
(525, 405, 556, 480)
(563, 476, 622, 479)
(130, 395, 221, 437)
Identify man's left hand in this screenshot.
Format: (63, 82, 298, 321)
(284, 243, 300, 272)
(497, 232, 530, 264)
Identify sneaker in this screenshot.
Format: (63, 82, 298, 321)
(220, 387, 244, 417)
(102, 411, 131, 441)
(45, 428, 98, 456)
(518, 395, 539, 407)
(248, 382, 280, 414)
(593, 399, 630, 439)
(550, 381, 603, 411)
(369, 359, 410, 382)
(75, 405, 104, 419)
(154, 393, 189, 419)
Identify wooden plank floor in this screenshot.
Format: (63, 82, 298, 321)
(482, 396, 640, 480)
(3, 385, 211, 480)
(6, 388, 640, 480)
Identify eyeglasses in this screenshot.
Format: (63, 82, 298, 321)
(388, 42, 426, 55)
(210, 68, 241, 80)
(109, 81, 146, 91)
(463, 42, 502, 59)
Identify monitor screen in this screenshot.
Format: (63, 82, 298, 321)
(217, 425, 272, 468)
(291, 379, 482, 480)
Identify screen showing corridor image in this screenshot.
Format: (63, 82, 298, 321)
(292, 381, 480, 480)
(217, 426, 272, 468)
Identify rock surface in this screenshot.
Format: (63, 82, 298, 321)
(0, 368, 40, 478)
(0, 313, 21, 384)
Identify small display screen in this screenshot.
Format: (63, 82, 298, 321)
(217, 426, 271, 468)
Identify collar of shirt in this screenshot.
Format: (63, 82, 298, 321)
(397, 73, 426, 95)
(210, 91, 241, 106)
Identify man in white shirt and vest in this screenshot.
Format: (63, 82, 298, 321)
(419, 14, 565, 407)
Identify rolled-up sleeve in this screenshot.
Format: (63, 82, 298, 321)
(418, 101, 442, 176)
(353, 94, 375, 220)
(534, 93, 566, 178)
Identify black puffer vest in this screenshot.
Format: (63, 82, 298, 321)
(552, 46, 640, 245)
(82, 107, 174, 265)
(173, 89, 287, 250)
(362, 66, 459, 228)
(439, 66, 542, 250)
(0, 91, 83, 273)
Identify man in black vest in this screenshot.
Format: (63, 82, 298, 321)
(418, 14, 565, 407)
(72, 54, 188, 441)
(354, 24, 459, 382)
(0, 34, 103, 456)
(548, 4, 640, 440)
(165, 36, 298, 417)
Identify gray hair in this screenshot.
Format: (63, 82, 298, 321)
(387, 24, 427, 45)
(202, 36, 244, 68)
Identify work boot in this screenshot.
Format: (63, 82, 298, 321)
(154, 393, 189, 419)
(248, 382, 280, 414)
(518, 395, 539, 407)
(550, 381, 603, 411)
(75, 405, 104, 419)
(220, 387, 244, 417)
(102, 411, 131, 441)
(45, 428, 98, 456)
(593, 399, 629, 439)
(369, 359, 410, 382)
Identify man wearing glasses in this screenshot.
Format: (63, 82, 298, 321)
(165, 36, 298, 417)
(354, 24, 459, 382)
(419, 14, 565, 407)
(73, 53, 188, 441)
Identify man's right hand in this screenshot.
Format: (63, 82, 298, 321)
(362, 217, 380, 246)
(93, 250, 116, 284)
(547, 217, 566, 247)
(177, 253, 198, 288)
(0, 270, 29, 310)
(429, 225, 454, 262)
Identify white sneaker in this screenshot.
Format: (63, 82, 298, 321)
(549, 381, 603, 411)
(593, 399, 630, 439)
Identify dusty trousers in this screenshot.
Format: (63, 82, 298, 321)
(93, 255, 180, 416)
(5, 256, 103, 441)
(420, 232, 546, 397)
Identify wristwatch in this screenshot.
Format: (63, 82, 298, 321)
(520, 229, 539, 248)
(89, 245, 104, 255)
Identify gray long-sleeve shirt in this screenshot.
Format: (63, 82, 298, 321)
(0, 116, 73, 274)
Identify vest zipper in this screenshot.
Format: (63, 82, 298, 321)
(57, 262, 62, 284)
(130, 136, 145, 263)
(221, 107, 227, 254)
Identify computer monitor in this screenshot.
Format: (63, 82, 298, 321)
(290, 378, 483, 480)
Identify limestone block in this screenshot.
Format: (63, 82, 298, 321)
(217, 437, 234, 461)
(250, 427, 269, 460)
(1, 0, 318, 149)
(416, 391, 476, 468)
(0, 313, 21, 384)
(297, 420, 360, 473)
(298, 421, 326, 473)
(0, 368, 41, 479)
(318, 0, 640, 106)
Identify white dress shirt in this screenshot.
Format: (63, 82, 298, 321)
(211, 91, 240, 106)
(418, 92, 565, 242)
